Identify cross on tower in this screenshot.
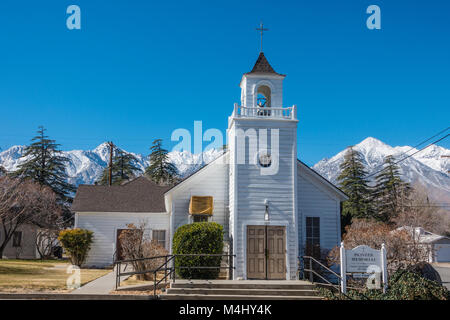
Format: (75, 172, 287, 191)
(256, 22, 269, 52)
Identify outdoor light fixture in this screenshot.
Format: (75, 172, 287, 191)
(264, 199, 269, 221)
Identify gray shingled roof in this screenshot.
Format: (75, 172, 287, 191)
(71, 176, 169, 213)
(245, 52, 285, 76)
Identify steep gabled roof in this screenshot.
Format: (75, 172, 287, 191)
(245, 52, 285, 76)
(72, 176, 170, 213)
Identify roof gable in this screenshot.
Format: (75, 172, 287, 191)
(297, 160, 348, 201)
(165, 152, 227, 195)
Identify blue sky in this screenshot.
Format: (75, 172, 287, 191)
(0, 0, 449, 166)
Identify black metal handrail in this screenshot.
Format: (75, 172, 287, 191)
(115, 255, 169, 290)
(300, 256, 370, 300)
(114, 253, 235, 298)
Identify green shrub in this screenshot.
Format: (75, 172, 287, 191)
(319, 269, 450, 300)
(172, 222, 223, 279)
(58, 228, 94, 267)
(385, 269, 450, 300)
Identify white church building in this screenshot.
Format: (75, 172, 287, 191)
(73, 52, 348, 280)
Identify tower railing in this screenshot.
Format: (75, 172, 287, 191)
(231, 103, 297, 120)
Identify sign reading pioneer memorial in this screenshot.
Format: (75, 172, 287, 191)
(339, 242, 388, 294)
(346, 245, 381, 273)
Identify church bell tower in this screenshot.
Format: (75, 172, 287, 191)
(227, 49, 299, 280)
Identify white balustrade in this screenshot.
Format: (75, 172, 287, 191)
(232, 105, 297, 120)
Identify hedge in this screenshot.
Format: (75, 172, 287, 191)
(172, 222, 223, 279)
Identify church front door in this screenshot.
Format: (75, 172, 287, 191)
(247, 225, 286, 280)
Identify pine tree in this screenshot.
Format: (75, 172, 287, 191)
(97, 147, 141, 185)
(0, 166, 6, 176)
(337, 147, 373, 232)
(372, 155, 411, 223)
(145, 139, 178, 185)
(12, 126, 75, 202)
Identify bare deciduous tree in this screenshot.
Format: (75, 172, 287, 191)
(0, 176, 61, 259)
(118, 222, 168, 280)
(328, 219, 431, 274)
(393, 186, 443, 234)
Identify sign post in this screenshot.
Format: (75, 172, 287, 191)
(381, 243, 388, 293)
(340, 242, 346, 294)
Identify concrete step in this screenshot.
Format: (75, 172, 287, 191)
(160, 294, 323, 300)
(166, 288, 318, 296)
(170, 282, 315, 290)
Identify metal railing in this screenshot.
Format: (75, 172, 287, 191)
(114, 253, 235, 298)
(301, 256, 342, 286)
(300, 256, 367, 300)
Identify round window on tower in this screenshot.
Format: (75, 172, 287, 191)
(257, 151, 272, 168)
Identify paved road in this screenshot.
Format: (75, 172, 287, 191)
(433, 264, 450, 290)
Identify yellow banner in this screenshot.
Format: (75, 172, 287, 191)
(189, 196, 213, 215)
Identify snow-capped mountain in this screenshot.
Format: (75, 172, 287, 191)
(0, 137, 448, 204)
(312, 137, 450, 203)
(0, 142, 224, 186)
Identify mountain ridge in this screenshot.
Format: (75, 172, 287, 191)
(312, 137, 449, 203)
(0, 137, 448, 204)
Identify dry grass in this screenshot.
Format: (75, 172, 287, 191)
(119, 272, 166, 287)
(0, 259, 110, 293)
(111, 289, 166, 295)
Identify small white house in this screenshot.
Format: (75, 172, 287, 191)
(397, 226, 450, 263)
(73, 52, 349, 278)
(72, 177, 170, 267)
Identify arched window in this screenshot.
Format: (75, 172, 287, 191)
(256, 85, 271, 116)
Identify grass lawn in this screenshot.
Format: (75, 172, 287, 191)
(0, 259, 111, 293)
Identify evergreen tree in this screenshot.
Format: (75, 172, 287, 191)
(12, 126, 75, 202)
(97, 147, 141, 185)
(372, 155, 411, 223)
(337, 147, 373, 233)
(220, 144, 228, 153)
(145, 139, 178, 185)
(0, 166, 6, 176)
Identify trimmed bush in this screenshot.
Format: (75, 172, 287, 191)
(58, 228, 94, 267)
(172, 222, 223, 279)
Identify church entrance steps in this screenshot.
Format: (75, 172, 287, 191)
(159, 279, 323, 300)
(166, 288, 318, 296)
(160, 294, 322, 300)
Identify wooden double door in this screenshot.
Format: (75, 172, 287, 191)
(247, 225, 286, 280)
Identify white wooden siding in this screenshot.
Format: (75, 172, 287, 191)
(231, 119, 298, 279)
(75, 211, 169, 267)
(298, 164, 341, 257)
(169, 156, 230, 242)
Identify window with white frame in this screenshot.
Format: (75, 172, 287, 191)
(152, 230, 166, 249)
(305, 217, 320, 258)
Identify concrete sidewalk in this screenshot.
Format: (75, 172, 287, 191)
(71, 264, 130, 294)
